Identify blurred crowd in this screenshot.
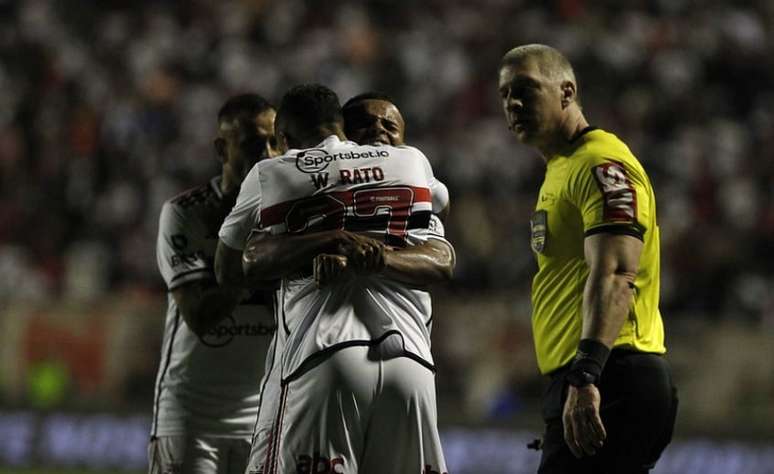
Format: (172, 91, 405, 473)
(2, 0, 774, 318)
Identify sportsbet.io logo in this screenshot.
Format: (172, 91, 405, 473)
(296, 149, 330, 173)
(296, 148, 389, 173)
(199, 315, 276, 348)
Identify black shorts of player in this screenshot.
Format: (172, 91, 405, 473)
(538, 350, 678, 474)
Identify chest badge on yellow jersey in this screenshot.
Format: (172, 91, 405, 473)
(530, 210, 547, 253)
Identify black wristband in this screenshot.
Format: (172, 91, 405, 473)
(569, 339, 611, 383)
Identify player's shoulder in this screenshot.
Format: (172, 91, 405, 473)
(392, 143, 427, 158)
(367, 143, 430, 169)
(163, 178, 222, 227)
(237, 158, 293, 192)
(168, 179, 220, 210)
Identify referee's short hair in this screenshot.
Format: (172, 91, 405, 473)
(217, 93, 274, 124)
(501, 44, 577, 86)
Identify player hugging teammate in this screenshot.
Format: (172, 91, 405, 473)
(150, 43, 679, 473)
(151, 86, 454, 474)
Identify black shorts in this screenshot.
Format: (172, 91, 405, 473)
(538, 350, 678, 474)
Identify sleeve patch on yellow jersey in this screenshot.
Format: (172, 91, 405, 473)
(530, 210, 547, 253)
(591, 162, 637, 223)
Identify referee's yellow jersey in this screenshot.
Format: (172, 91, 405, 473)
(530, 127, 666, 375)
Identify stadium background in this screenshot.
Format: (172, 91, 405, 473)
(1, 0, 773, 473)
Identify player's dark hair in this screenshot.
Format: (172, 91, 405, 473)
(342, 92, 397, 112)
(276, 84, 343, 132)
(217, 93, 274, 124)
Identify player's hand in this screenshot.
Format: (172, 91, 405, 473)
(562, 384, 606, 458)
(313, 254, 349, 288)
(334, 231, 385, 274)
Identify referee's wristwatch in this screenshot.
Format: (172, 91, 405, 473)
(566, 368, 597, 388)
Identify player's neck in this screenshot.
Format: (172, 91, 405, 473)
(538, 110, 589, 160)
(219, 173, 240, 202)
(296, 125, 346, 149)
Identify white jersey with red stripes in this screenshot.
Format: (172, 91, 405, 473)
(219, 135, 448, 382)
(153, 177, 276, 439)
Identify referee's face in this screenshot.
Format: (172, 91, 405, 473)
(498, 60, 564, 148)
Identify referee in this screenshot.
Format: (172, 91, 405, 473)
(498, 44, 678, 473)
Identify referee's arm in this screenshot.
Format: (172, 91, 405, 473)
(582, 232, 642, 347)
(563, 232, 643, 458)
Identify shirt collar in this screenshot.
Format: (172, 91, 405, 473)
(315, 134, 359, 148)
(287, 135, 357, 155)
(569, 125, 598, 144)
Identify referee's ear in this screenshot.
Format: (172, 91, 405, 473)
(214, 137, 227, 163)
(560, 81, 577, 109)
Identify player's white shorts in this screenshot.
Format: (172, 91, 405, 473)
(245, 351, 283, 474)
(258, 335, 447, 474)
(147, 435, 250, 474)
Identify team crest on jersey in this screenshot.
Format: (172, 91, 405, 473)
(530, 210, 547, 253)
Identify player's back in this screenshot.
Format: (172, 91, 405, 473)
(246, 136, 441, 381)
(258, 137, 433, 244)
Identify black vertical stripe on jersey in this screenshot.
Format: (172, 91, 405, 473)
(280, 284, 290, 336)
(266, 384, 289, 474)
(251, 292, 280, 444)
(148, 439, 158, 472)
(151, 309, 181, 437)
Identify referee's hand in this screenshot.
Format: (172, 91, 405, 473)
(562, 384, 607, 458)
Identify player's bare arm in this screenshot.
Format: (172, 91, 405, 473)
(172, 281, 243, 337)
(215, 239, 247, 288)
(563, 232, 643, 458)
(241, 230, 383, 285)
(314, 239, 454, 288)
(380, 240, 454, 285)
(216, 239, 280, 291)
(243, 226, 454, 288)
